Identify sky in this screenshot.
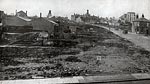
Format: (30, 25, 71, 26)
(0, 0, 150, 19)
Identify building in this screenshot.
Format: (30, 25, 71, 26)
(16, 10, 27, 18)
(126, 12, 136, 23)
(3, 10, 33, 33)
(132, 14, 150, 35)
(16, 10, 31, 21)
(3, 15, 33, 33)
(31, 13, 58, 36)
(119, 12, 139, 31)
(75, 17, 83, 23)
(71, 10, 100, 23)
(119, 12, 137, 23)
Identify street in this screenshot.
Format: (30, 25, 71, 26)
(96, 25, 150, 51)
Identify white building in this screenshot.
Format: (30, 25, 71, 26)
(126, 12, 136, 23)
(119, 12, 137, 23)
(76, 17, 83, 23)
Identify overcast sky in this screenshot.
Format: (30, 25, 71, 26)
(0, 0, 150, 19)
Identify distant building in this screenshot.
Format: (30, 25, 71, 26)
(119, 12, 137, 23)
(16, 10, 27, 17)
(126, 12, 136, 23)
(71, 14, 76, 21)
(0, 10, 33, 33)
(75, 17, 83, 23)
(31, 16, 58, 36)
(132, 14, 150, 35)
(71, 10, 100, 23)
(3, 15, 33, 33)
(16, 10, 31, 21)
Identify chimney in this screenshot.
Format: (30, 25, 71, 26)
(136, 14, 139, 19)
(26, 11, 27, 16)
(16, 10, 17, 16)
(47, 10, 52, 18)
(40, 13, 42, 18)
(49, 10, 51, 15)
(142, 14, 144, 18)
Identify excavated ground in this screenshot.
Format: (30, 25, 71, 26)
(0, 26, 150, 80)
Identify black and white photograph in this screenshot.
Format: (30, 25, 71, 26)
(0, 0, 150, 84)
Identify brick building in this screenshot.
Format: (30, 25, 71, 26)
(132, 14, 150, 35)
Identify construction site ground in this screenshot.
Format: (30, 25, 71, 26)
(0, 25, 150, 80)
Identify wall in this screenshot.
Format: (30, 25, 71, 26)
(32, 18, 55, 35)
(4, 26, 33, 33)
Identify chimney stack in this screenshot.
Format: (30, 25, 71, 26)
(16, 10, 17, 16)
(49, 10, 51, 15)
(47, 10, 52, 18)
(40, 13, 42, 18)
(142, 14, 144, 18)
(136, 14, 139, 19)
(26, 11, 27, 16)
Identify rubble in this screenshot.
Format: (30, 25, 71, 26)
(1, 25, 150, 80)
(65, 56, 82, 62)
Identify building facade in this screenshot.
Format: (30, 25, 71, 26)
(132, 15, 150, 35)
(126, 12, 136, 23)
(119, 12, 137, 23)
(31, 17, 58, 36)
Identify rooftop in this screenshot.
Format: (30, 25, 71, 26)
(4, 16, 32, 26)
(133, 17, 150, 22)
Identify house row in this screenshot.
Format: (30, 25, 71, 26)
(1, 10, 58, 35)
(0, 10, 81, 40)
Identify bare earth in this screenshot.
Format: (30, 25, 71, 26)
(0, 26, 150, 80)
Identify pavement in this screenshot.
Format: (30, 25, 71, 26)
(96, 25, 150, 52)
(1, 73, 150, 84)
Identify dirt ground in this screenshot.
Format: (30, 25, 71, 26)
(0, 26, 150, 80)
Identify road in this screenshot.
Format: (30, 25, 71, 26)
(95, 25, 150, 52)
